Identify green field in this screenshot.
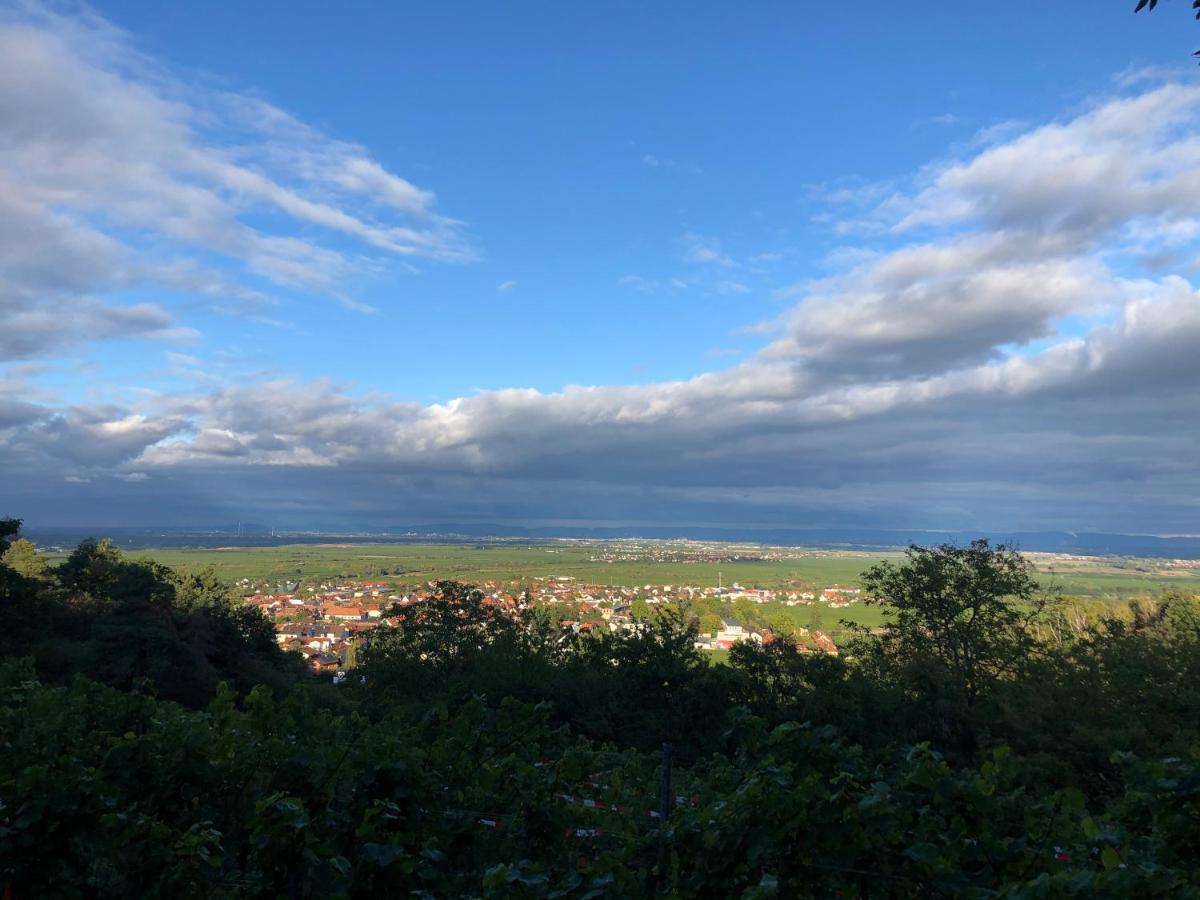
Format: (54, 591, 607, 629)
(83, 542, 1198, 597)
(1025, 554, 1200, 599)
(116, 543, 891, 591)
(39, 540, 1200, 641)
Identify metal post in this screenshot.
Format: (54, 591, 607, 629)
(659, 741, 673, 823)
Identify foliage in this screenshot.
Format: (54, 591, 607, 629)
(3, 658, 1199, 897)
(1136, 0, 1200, 59)
(1135, 0, 1200, 23)
(857, 540, 1053, 706)
(0, 525, 298, 706)
(2, 527, 1200, 896)
(1, 539, 48, 580)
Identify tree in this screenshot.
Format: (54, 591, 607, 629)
(1135, 0, 1200, 21)
(860, 540, 1053, 705)
(1136, 0, 1200, 58)
(0, 518, 25, 605)
(360, 580, 517, 679)
(56, 538, 126, 605)
(0, 517, 19, 557)
(3, 538, 49, 580)
(0, 522, 47, 635)
(170, 567, 232, 613)
(1155, 589, 1200, 646)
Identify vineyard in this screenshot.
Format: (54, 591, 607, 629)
(2, 525, 1199, 896)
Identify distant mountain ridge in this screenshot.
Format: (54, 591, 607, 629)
(21, 523, 1200, 559)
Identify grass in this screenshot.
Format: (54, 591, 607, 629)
(39, 539, 1200, 643)
(53, 543, 891, 590)
(88, 542, 1198, 598)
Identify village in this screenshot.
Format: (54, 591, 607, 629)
(242, 575, 856, 674)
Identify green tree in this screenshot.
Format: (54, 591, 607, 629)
(0, 518, 25, 604)
(2, 538, 49, 580)
(360, 581, 518, 680)
(170, 567, 232, 612)
(1135, 0, 1200, 57)
(0, 520, 44, 627)
(1135, 0, 1200, 22)
(1155, 589, 1200, 647)
(0, 517, 20, 557)
(56, 537, 127, 605)
(859, 540, 1053, 706)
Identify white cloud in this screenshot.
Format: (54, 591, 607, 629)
(767, 243, 1125, 379)
(682, 233, 735, 268)
(898, 84, 1200, 237)
(713, 280, 750, 295)
(165, 352, 203, 368)
(496, 280, 517, 294)
(916, 112, 964, 127)
(618, 275, 688, 294)
(0, 4, 473, 360)
(749, 252, 784, 265)
(640, 152, 701, 174)
(6, 77, 1200, 533)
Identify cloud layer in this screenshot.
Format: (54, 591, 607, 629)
(0, 3, 469, 360)
(2, 9, 1199, 533)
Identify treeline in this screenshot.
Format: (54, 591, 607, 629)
(1, 520, 1199, 897)
(0, 519, 302, 707)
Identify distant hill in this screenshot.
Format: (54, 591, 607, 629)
(21, 524, 1200, 559)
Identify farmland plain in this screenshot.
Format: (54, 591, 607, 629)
(38, 540, 1197, 637)
(86, 542, 1198, 596)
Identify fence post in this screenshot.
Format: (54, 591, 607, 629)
(287, 858, 304, 900)
(658, 741, 673, 824)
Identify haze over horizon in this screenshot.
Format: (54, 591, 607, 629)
(2, 1, 1199, 534)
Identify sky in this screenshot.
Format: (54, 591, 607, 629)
(2, 0, 1199, 534)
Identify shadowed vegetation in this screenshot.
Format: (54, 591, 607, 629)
(2, 519, 1200, 897)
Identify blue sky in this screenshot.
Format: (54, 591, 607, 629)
(76, 1, 1191, 400)
(2, 1, 1200, 532)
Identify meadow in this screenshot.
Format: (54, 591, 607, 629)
(97, 541, 1199, 595)
(118, 542, 890, 590)
(48, 540, 1198, 640)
